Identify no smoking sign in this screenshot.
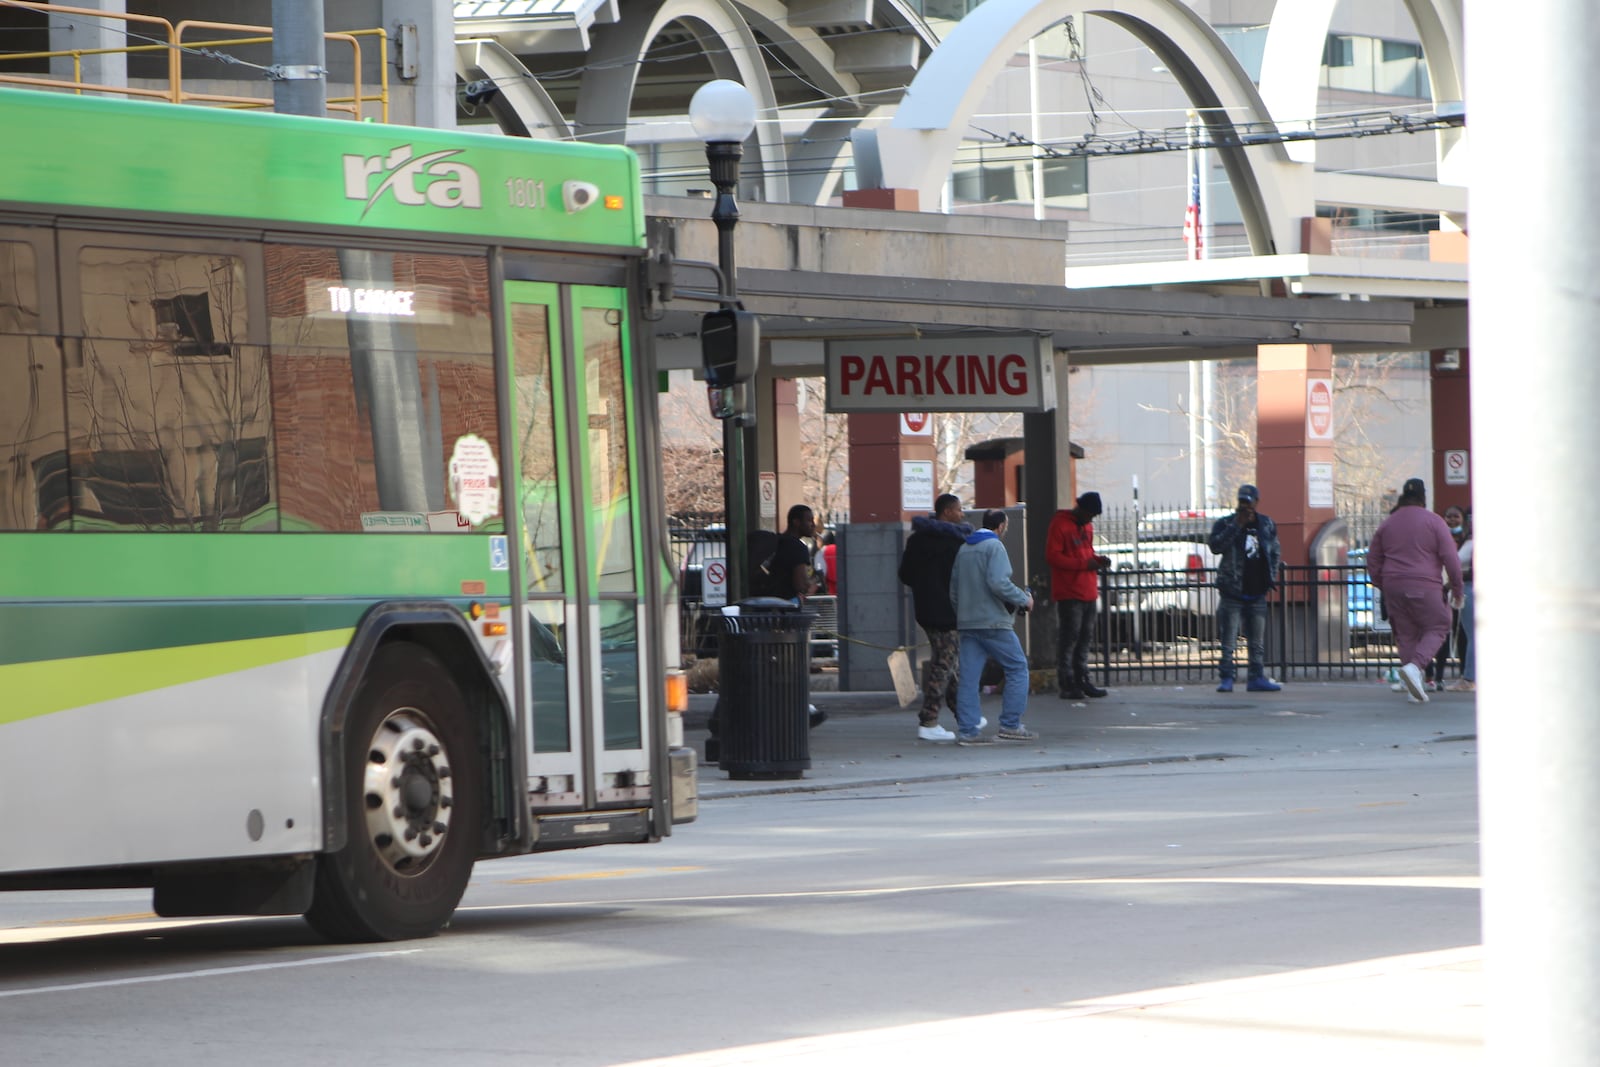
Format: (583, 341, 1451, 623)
(703, 559, 728, 608)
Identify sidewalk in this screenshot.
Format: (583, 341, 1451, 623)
(687, 679, 1477, 799)
(680, 680, 1483, 1064)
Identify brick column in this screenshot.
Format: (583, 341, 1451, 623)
(1256, 343, 1336, 567)
(1430, 348, 1472, 514)
(847, 413, 936, 522)
(754, 376, 803, 530)
(839, 188, 931, 523)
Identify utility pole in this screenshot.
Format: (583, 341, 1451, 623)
(270, 0, 327, 117)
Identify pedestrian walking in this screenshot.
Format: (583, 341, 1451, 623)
(1045, 491, 1111, 700)
(898, 494, 973, 742)
(1425, 505, 1468, 689)
(1208, 483, 1283, 692)
(1446, 510, 1476, 693)
(949, 510, 1035, 745)
(1366, 478, 1464, 704)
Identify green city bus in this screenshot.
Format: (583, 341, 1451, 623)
(0, 88, 695, 941)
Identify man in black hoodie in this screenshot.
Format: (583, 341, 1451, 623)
(898, 494, 973, 741)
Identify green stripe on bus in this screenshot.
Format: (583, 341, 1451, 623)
(0, 533, 512, 601)
(0, 628, 355, 726)
(0, 602, 368, 668)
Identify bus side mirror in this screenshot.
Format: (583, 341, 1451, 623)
(701, 308, 758, 387)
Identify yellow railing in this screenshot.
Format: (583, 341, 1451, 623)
(0, 1, 389, 121)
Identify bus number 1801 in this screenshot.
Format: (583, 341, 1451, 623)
(506, 178, 547, 209)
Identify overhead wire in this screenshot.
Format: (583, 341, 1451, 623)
(9, 1, 1460, 213)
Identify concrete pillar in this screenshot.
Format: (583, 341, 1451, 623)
(383, 0, 459, 129)
(836, 521, 916, 691)
(49, 0, 127, 88)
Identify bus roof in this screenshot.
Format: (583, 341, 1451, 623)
(0, 88, 645, 249)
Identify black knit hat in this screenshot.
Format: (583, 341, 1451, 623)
(1076, 491, 1103, 516)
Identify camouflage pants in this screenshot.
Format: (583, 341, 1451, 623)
(919, 627, 961, 726)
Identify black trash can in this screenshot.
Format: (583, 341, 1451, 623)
(711, 597, 816, 780)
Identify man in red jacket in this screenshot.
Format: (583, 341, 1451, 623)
(1045, 491, 1111, 700)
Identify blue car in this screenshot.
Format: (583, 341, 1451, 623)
(1346, 548, 1389, 634)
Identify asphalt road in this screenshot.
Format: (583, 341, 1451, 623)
(0, 742, 1480, 1066)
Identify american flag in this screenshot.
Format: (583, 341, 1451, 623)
(1183, 139, 1203, 260)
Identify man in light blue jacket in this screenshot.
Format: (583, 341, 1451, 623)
(949, 510, 1035, 744)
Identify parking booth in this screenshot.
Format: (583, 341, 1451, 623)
(709, 598, 816, 780)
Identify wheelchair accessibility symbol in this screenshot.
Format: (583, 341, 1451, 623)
(489, 535, 509, 571)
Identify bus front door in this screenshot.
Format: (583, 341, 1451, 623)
(506, 282, 653, 815)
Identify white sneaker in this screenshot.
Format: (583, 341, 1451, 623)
(1399, 662, 1429, 703)
(917, 724, 956, 741)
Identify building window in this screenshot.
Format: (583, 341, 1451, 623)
(1322, 33, 1428, 98)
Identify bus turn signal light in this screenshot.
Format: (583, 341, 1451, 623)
(665, 670, 688, 713)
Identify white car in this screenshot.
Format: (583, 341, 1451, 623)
(1097, 534, 1220, 633)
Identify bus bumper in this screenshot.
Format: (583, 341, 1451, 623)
(669, 745, 698, 824)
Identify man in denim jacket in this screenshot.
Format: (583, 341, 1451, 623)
(949, 510, 1035, 744)
(1208, 484, 1282, 693)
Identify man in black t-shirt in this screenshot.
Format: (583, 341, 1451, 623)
(758, 504, 818, 603)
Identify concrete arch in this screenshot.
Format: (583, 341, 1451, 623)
(1259, 0, 1464, 168)
(734, 0, 860, 106)
(455, 39, 573, 140)
(576, 0, 790, 201)
(875, 0, 1297, 253)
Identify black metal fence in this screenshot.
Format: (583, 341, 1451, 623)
(669, 520, 837, 661)
(1092, 502, 1390, 548)
(1088, 562, 1470, 686)
(667, 507, 1463, 685)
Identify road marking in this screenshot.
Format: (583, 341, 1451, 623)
(0, 949, 421, 999)
(457, 872, 1479, 912)
(0, 916, 244, 945)
(505, 865, 703, 885)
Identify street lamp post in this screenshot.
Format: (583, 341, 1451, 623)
(690, 80, 759, 604)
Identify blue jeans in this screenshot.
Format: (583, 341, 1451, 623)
(956, 628, 1030, 734)
(1459, 583, 1475, 681)
(1217, 595, 1268, 680)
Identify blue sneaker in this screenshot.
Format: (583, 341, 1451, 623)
(1246, 677, 1282, 692)
(1216, 677, 1234, 693)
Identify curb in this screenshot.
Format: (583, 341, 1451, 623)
(698, 751, 1242, 799)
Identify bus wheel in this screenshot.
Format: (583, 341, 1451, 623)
(305, 642, 481, 942)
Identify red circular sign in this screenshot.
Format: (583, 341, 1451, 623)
(1308, 381, 1333, 437)
(902, 412, 929, 433)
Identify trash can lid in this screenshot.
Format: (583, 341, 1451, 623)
(737, 596, 800, 612)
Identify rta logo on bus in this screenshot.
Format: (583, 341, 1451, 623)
(343, 146, 483, 217)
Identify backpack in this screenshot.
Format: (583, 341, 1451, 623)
(746, 529, 781, 597)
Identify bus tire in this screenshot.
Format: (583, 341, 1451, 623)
(305, 642, 482, 942)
